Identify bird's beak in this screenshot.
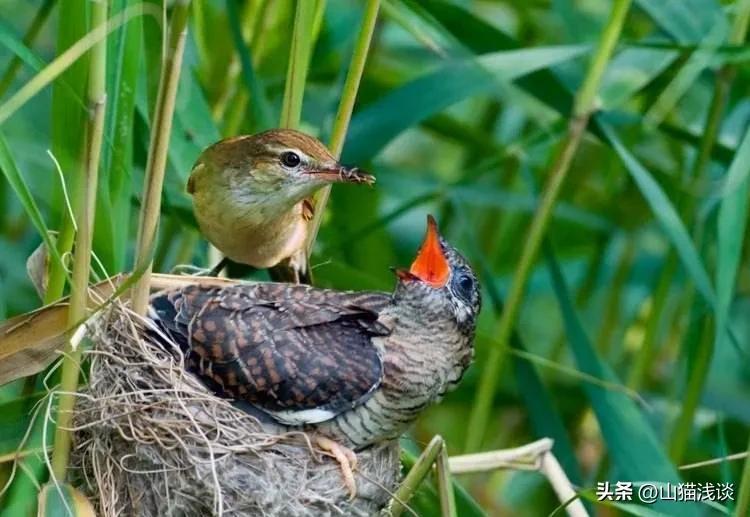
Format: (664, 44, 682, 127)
(305, 162, 375, 185)
(406, 215, 449, 288)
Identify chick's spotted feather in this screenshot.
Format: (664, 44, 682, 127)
(150, 283, 391, 425)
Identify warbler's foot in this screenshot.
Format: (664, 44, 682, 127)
(314, 435, 358, 499)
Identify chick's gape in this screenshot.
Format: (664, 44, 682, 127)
(148, 216, 481, 498)
(187, 129, 374, 282)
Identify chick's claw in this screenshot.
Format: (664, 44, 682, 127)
(315, 435, 359, 500)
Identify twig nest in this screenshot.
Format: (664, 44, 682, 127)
(70, 302, 401, 516)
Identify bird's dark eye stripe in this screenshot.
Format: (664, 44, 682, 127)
(280, 151, 301, 167)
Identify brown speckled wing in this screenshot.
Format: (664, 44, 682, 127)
(150, 283, 391, 425)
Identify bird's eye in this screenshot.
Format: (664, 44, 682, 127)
(280, 151, 301, 168)
(456, 274, 474, 299)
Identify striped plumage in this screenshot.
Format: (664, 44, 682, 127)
(318, 289, 476, 448)
(150, 283, 391, 429)
(147, 216, 480, 494)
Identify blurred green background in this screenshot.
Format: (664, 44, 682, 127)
(1, 0, 749, 515)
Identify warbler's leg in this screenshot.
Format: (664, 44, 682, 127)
(268, 252, 311, 284)
(315, 435, 358, 499)
(208, 257, 229, 277)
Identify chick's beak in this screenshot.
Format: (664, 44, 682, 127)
(306, 162, 375, 185)
(407, 215, 449, 288)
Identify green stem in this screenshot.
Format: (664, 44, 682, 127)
(436, 441, 458, 517)
(279, 0, 316, 129)
(0, 0, 55, 98)
(131, 0, 191, 315)
(142, 0, 163, 116)
(312, 0, 328, 45)
(627, 252, 678, 388)
(45, 229, 74, 304)
(249, 0, 272, 53)
(207, 0, 251, 121)
(174, 231, 199, 267)
(549, 235, 608, 360)
(225, 0, 271, 130)
(464, 0, 632, 452)
(668, 0, 750, 464)
(220, 0, 273, 135)
(736, 433, 750, 517)
(26, 2, 156, 304)
(390, 435, 444, 517)
(153, 217, 178, 271)
(303, 0, 380, 260)
(325, 0, 379, 158)
(465, 122, 585, 452)
(44, 0, 88, 306)
(50, 0, 107, 480)
(260, 0, 319, 282)
(572, 0, 632, 117)
(595, 235, 637, 356)
(668, 316, 713, 462)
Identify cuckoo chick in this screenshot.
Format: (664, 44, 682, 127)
(148, 216, 481, 497)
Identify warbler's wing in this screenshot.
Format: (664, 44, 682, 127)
(149, 283, 391, 425)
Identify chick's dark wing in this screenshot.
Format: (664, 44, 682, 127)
(150, 283, 391, 425)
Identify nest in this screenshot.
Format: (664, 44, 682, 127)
(69, 301, 401, 516)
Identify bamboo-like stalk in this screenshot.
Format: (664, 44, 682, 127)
(737, 433, 750, 517)
(50, 0, 108, 480)
(595, 236, 637, 356)
(739, 166, 750, 517)
(303, 0, 380, 258)
(668, 316, 714, 462)
(225, 0, 272, 132)
(627, 253, 677, 388)
(628, 44, 742, 392)
(44, 0, 89, 308)
(548, 235, 608, 361)
(448, 439, 588, 517)
(436, 444, 457, 517)
(0, 2, 159, 305)
(464, 0, 633, 452)
(0, 0, 55, 98)
(390, 435, 444, 517)
(131, 0, 191, 315)
(312, 0, 328, 44)
(213, 0, 257, 124)
(0, 4, 156, 125)
(279, 0, 315, 129)
(666, 0, 750, 464)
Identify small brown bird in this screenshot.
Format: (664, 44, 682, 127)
(187, 129, 374, 282)
(148, 216, 481, 497)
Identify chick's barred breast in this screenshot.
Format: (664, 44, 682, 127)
(149, 283, 392, 425)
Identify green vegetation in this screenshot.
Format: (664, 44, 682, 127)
(1, 0, 749, 515)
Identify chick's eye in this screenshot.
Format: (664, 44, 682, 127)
(456, 274, 474, 298)
(280, 151, 301, 168)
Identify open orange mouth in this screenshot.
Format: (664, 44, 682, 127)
(408, 215, 449, 288)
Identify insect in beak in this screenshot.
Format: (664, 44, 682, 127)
(305, 163, 375, 185)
